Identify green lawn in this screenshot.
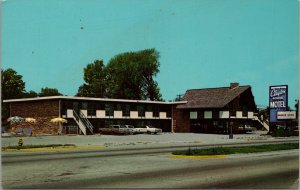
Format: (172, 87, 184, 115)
(172, 143, 299, 156)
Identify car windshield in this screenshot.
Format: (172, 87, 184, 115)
(127, 126, 134, 128)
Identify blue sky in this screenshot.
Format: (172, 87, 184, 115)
(2, 0, 299, 107)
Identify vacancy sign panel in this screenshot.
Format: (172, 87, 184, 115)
(277, 111, 296, 120)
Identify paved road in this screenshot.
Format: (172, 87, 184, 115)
(2, 144, 299, 189)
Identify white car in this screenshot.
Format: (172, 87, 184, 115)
(123, 125, 139, 134)
(135, 125, 162, 134)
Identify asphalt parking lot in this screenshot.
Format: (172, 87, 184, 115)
(2, 130, 294, 148)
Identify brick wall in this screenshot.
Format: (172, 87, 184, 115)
(172, 106, 190, 132)
(10, 100, 60, 117)
(9, 100, 61, 135)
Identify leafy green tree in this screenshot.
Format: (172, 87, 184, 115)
(76, 60, 107, 97)
(39, 87, 62, 97)
(1, 68, 26, 121)
(106, 49, 162, 100)
(1, 68, 26, 100)
(295, 99, 299, 119)
(23, 90, 38, 98)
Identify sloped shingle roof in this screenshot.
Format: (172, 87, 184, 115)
(177, 85, 250, 109)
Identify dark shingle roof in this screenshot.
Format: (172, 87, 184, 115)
(177, 85, 250, 109)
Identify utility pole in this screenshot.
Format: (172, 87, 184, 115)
(229, 121, 233, 139)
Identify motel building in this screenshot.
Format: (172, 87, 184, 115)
(3, 83, 267, 135)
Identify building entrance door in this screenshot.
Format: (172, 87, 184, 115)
(73, 102, 79, 113)
(190, 121, 202, 133)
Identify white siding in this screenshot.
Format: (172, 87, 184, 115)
(159, 112, 167, 118)
(130, 111, 139, 119)
(67, 109, 73, 118)
(96, 110, 106, 118)
(80, 110, 87, 117)
(145, 112, 153, 119)
(114, 111, 123, 118)
(236, 111, 243, 118)
(248, 112, 254, 118)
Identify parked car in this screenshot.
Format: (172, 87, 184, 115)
(123, 125, 139, 134)
(237, 124, 255, 133)
(135, 125, 162, 134)
(100, 125, 134, 135)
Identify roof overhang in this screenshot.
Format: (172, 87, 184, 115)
(3, 96, 188, 105)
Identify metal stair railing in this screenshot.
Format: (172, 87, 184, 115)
(73, 110, 87, 135)
(79, 111, 94, 134)
(254, 116, 269, 131)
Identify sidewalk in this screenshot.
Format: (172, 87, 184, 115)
(2, 131, 298, 149)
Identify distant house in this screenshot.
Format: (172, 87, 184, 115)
(3, 83, 265, 135)
(173, 83, 259, 133)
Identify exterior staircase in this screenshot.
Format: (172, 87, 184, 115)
(72, 110, 94, 135)
(254, 116, 269, 131)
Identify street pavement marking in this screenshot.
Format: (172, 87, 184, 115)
(2, 145, 106, 152)
(169, 154, 227, 159)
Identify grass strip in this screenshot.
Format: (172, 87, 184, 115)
(2, 144, 76, 150)
(172, 143, 299, 156)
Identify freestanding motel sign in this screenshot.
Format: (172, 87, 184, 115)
(269, 85, 288, 123)
(269, 85, 296, 124)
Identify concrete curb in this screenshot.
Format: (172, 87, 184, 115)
(169, 154, 227, 159)
(2, 145, 106, 152)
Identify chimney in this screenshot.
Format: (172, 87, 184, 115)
(230, 82, 239, 89)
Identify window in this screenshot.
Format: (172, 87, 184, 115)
(166, 110, 171, 118)
(145, 104, 153, 112)
(105, 104, 113, 117)
(96, 103, 104, 110)
(137, 105, 145, 117)
(81, 102, 88, 110)
(73, 102, 79, 112)
(115, 104, 122, 111)
(153, 105, 159, 117)
(204, 111, 212, 119)
(87, 103, 96, 116)
(190, 112, 197, 119)
(122, 104, 130, 117)
(230, 110, 236, 117)
(242, 105, 247, 117)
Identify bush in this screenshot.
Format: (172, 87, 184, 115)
(172, 143, 299, 156)
(271, 128, 296, 137)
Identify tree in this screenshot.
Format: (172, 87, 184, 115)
(1, 68, 26, 121)
(39, 87, 62, 97)
(23, 90, 38, 98)
(105, 49, 162, 100)
(76, 60, 107, 97)
(295, 99, 299, 119)
(1, 68, 26, 100)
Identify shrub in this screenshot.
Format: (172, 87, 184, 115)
(271, 128, 295, 137)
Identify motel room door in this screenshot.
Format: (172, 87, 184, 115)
(190, 121, 202, 133)
(73, 102, 80, 113)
